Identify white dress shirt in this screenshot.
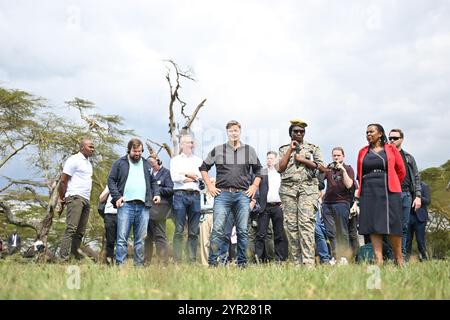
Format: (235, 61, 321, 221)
(170, 153, 203, 191)
(267, 166, 282, 203)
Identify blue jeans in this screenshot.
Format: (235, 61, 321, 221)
(208, 191, 250, 266)
(116, 202, 150, 266)
(217, 213, 235, 264)
(172, 191, 201, 262)
(315, 210, 331, 263)
(401, 192, 412, 257)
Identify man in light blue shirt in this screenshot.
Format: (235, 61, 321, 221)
(108, 138, 161, 266)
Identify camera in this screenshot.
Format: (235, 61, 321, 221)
(198, 179, 205, 190)
(327, 161, 339, 170)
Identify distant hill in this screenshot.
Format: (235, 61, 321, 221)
(421, 160, 450, 222)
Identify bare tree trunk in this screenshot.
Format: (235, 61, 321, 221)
(37, 179, 60, 244)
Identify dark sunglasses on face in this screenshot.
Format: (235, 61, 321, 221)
(292, 129, 305, 134)
(388, 137, 401, 141)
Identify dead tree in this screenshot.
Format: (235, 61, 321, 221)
(147, 60, 206, 159)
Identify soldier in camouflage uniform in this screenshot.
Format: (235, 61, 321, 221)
(276, 119, 324, 266)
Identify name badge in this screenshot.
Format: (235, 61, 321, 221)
(157, 180, 161, 185)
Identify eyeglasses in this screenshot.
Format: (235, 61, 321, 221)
(388, 137, 401, 141)
(292, 129, 305, 134)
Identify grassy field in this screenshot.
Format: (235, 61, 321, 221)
(0, 257, 448, 300)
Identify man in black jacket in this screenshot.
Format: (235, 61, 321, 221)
(145, 157, 174, 266)
(8, 229, 21, 255)
(406, 182, 431, 261)
(108, 138, 160, 266)
(254, 151, 288, 262)
(389, 129, 422, 257)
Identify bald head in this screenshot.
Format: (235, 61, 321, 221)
(79, 138, 95, 158)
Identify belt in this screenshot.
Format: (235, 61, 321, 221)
(363, 169, 386, 178)
(175, 189, 199, 194)
(266, 202, 282, 207)
(126, 200, 144, 205)
(365, 169, 386, 174)
(221, 187, 245, 193)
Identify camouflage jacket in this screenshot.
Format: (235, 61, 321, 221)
(277, 140, 324, 197)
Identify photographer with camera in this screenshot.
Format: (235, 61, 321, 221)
(322, 147, 356, 263)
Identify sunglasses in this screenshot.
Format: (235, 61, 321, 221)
(388, 137, 401, 141)
(292, 129, 305, 134)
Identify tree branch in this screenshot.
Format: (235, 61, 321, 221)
(0, 139, 33, 169)
(0, 201, 41, 232)
(24, 186, 48, 209)
(1, 177, 47, 189)
(146, 139, 172, 158)
(185, 99, 207, 130)
(0, 182, 14, 193)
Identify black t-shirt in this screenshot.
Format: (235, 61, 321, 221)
(323, 164, 355, 204)
(400, 150, 412, 192)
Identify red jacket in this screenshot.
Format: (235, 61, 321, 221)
(357, 144, 406, 197)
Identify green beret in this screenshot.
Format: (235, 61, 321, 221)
(290, 118, 308, 128)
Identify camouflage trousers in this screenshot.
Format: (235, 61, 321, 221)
(280, 191, 317, 266)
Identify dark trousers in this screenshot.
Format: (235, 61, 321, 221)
(255, 204, 287, 262)
(247, 215, 276, 263)
(60, 195, 90, 260)
(146, 218, 169, 265)
(406, 213, 428, 260)
(322, 202, 350, 259)
(104, 214, 117, 260)
(348, 215, 360, 258)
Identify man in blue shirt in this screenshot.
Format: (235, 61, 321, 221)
(108, 138, 161, 266)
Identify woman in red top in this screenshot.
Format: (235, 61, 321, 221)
(357, 124, 406, 266)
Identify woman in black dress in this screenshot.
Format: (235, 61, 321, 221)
(356, 124, 406, 266)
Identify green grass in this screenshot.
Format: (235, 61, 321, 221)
(0, 258, 448, 300)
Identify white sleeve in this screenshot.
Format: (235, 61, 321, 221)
(63, 156, 77, 177)
(170, 157, 185, 183)
(195, 156, 203, 177)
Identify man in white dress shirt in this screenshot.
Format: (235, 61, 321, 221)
(170, 134, 203, 263)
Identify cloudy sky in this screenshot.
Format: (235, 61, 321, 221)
(1, 0, 449, 177)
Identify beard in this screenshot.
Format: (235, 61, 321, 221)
(130, 154, 141, 163)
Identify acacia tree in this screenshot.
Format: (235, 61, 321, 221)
(0, 90, 132, 258)
(146, 60, 207, 158)
(0, 87, 44, 169)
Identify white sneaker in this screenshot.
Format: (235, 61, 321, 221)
(329, 257, 336, 265)
(338, 257, 348, 265)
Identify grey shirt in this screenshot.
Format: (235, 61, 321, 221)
(199, 142, 262, 190)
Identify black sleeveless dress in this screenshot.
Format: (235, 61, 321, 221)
(359, 149, 402, 236)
